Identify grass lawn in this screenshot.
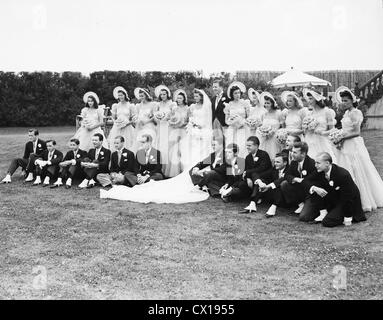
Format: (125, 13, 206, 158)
(0, 126, 382, 299)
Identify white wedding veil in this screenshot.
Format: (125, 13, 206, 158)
(194, 88, 213, 131)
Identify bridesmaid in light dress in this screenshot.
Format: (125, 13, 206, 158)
(302, 88, 337, 162)
(132, 88, 157, 152)
(224, 82, 250, 158)
(153, 85, 176, 176)
(108, 86, 137, 153)
(167, 89, 190, 177)
(246, 88, 266, 139)
(72, 91, 108, 152)
(280, 90, 308, 140)
(333, 86, 383, 212)
(257, 92, 284, 162)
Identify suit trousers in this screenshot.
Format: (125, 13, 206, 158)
(59, 164, 82, 180)
(280, 180, 307, 206)
(36, 165, 59, 179)
(7, 158, 28, 176)
(97, 172, 126, 187)
(124, 172, 163, 187)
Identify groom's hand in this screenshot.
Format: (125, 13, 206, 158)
(311, 186, 328, 198)
(192, 167, 199, 175)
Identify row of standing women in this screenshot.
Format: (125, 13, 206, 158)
(72, 82, 383, 213)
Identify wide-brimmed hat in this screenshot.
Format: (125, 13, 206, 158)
(113, 86, 129, 100)
(334, 86, 359, 104)
(134, 87, 152, 100)
(227, 81, 246, 98)
(83, 91, 100, 104)
(280, 90, 304, 108)
(173, 89, 188, 103)
(248, 88, 261, 103)
(260, 91, 277, 107)
(303, 88, 325, 102)
(155, 85, 171, 98)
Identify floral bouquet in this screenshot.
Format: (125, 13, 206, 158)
(154, 110, 166, 121)
(169, 113, 182, 128)
(328, 128, 345, 149)
(245, 117, 262, 129)
(302, 116, 319, 132)
(227, 115, 245, 129)
(276, 128, 288, 145)
(256, 124, 276, 138)
(115, 118, 129, 128)
(81, 118, 95, 130)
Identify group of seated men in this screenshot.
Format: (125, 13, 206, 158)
(1, 128, 367, 228)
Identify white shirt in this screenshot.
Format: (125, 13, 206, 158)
(325, 166, 332, 181)
(33, 140, 38, 154)
(95, 147, 102, 159)
(145, 148, 152, 164)
(212, 152, 222, 168)
(215, 92, 223, 110)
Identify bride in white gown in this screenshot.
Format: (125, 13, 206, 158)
(100, 89, 213, 204)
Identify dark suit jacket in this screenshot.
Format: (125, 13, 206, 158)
(268, 166, 288, 187)
(136, 147, 163, 176)
(285, 155, 316, 184)
(215, 157, 246, 187)
(110, 148, 137, 174)
(194, 151, 225, 171)
(211, 93, 230, 127)
(23, 139, 47, 159)
(306, 164, 363, 218)
(244, 149, 273, 181)
(62, 149, 88, 165)
(87, 147, 111, 173)
(281, 148, 293, 166)
(40, 149, 63, 166)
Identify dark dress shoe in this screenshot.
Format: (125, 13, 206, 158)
(42, 184, 50, 188)
(265, 214, 275, 218)
(32, 183, 41, 187)
(65, 185, 72, 189)
(221, 196, 230, 203)
(86, 183, 95, 189)
(238, 209, 251, 214)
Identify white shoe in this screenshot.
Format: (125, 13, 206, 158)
(201, 185, 209, 193)
(244, 201, 257, 212)
(43, 177, 50, 185)
(78, 179, 89, 189)
(315, 211, 328, 222)
(265, 205, 277, 217)
(257, 199, 262, 205)
(221, 187, 233, 197)
(33, 176, 42, 185)
(294, 202, 304, 214)
(1, 175, 11, 184)
(25, 172, 34, 182)
(66, 178, 72, 187)
(343, 217, 352, 226)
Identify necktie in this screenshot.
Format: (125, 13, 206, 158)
(74, 150, 77, 159)
(298, 162, 303, 176)
(95, 149, 100, 160)
(146, 151, 150, 164)
(279, 170, 283, 178)
(215, 94, 221, 109)
(325, 172, 330, 181)
(34, 141, 37, 154)
(117, 150, 122, 164)
(48, 152, 52, 161)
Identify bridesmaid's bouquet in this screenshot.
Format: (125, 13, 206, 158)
(154, 110, 166, 121)
(256, 125, 276, 138)
(169, 113, 182, 128)
(114, 118, 129, 128)
(302, 116, 319, 132)
(328, 128, 345, 149)
(81, 118, 94, 130)
(245, 117, 262, 129)
(227, 114, 245, 129)
(276, 128, 288, 145)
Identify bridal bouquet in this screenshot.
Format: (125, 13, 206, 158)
(276, 128, 288, 145)
(114, 118, 129, 128)
(328, 128, 345, 149)
(256, 124, 276, 138)
(245, 117, 262, 129)
(302, 116, 319, 132)
(154, 110, 166, 121)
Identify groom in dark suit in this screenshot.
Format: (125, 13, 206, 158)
(1, 128, 47, 184)
(300, 152, 366, 227)
(280, 141, 316, 214)
(125, 134, 164, 187)
(211, 79, 229, 140)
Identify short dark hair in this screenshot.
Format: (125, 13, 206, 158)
(287, 134, 301, 143)
(226, 143, 239, 154)
(28, 128, 39, 135)
(293, 141, 309, 154)
(115, 135, 125, 143)
(93, 133, 104, 141)
(247, 136, 260, 146)
(86, 95, 99, 109)
(141, 134, 153, 143)
(176, 92, 187, 106)
(46, 140, 56, 146)
(212, 78, 224, 87)
(275, 152, 288, 163)
(70, 138, 80, 145)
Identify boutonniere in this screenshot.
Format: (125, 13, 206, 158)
(329, 180, 334, 187)
(100, 151, 104, 155)
(38, 144, 41, 148)
(254, 156, 259, 162)
(124, 159, 127, 162)
(77, 154, 81, 158)
(222, 97, 226, 101)
(150, 155, 154, 160)
(302, 170, 307, 176)
(123, 153, 127, 157)
(335, 186, 340, 190)
(54, 155, 57, 159)
(234, 164, 239, 169)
